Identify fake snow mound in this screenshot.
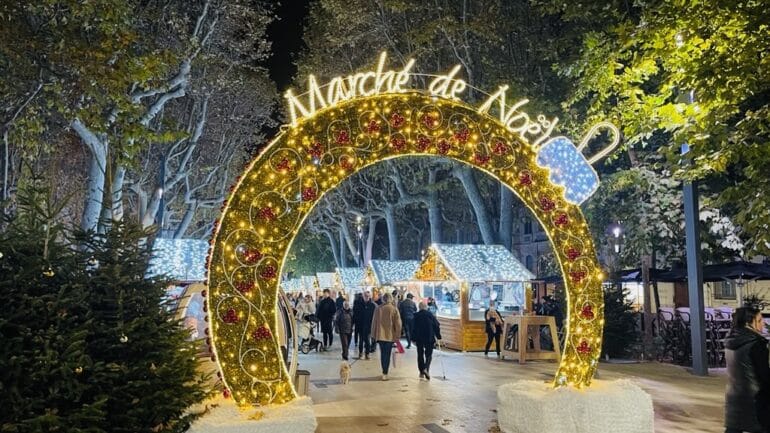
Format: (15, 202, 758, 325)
(188, 396, 316, 433)
(497, 380, 653, 433)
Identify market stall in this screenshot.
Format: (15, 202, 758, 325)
(364, 260, 421, 299)
(334, 267, 365, 298)
(414, 243, 535, 351)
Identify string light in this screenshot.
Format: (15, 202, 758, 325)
(367, 260, 420, 286)
(208, 80, 609, 406)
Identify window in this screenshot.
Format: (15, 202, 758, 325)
(714, 281, 736, 300)
(525, 255, 534, 273)
(524, 219, 532, 235)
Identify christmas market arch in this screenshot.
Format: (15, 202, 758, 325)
(205, 54, 618, 406)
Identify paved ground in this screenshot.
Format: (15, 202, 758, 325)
(297, 340, 728, 433)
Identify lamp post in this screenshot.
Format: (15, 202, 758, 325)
(677, 32, 708, 376)
(356, 215, 364, 268)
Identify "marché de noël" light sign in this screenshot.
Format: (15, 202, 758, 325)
(284, 52, 562, 146)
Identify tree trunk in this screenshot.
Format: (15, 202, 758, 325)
(427, 168, 442, 243)
(111, 165, 126, 221)
(339, 230, 347, 267)
(453, 165, 495, 244)
(174, 201, 196, 238)
(2, 129, 8, 203)
(499, 184, 513, 249)
(326, 230, 341, 268)
(72, 119, 108, 234)
(384, 206, 399, 260)
(365, 217, 377, 264)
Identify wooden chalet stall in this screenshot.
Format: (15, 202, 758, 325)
(364, 260, 421, 299)
(414, 244, 535, 351)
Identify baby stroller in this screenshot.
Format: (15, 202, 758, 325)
(297, 314, 322, 354)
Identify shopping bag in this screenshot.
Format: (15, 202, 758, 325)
(392, 349, 398, 368)
(395, 339, 405, 354)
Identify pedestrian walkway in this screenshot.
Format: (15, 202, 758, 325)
(298, 340, 727, 432)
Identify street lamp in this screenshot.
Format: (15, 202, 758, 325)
(356, 215, 364, 268)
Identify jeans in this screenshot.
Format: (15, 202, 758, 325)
(340, 333, 352, 360)
(485, 332, 501, 355)
(357, 328, 371, 355)
(378, 341, 394, 374)
(404, 318, 414, 346)
(416, 342, 433, 374)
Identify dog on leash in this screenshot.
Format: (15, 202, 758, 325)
(339, 361, 351, 384)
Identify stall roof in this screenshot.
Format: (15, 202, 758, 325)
(336, 267, 365, 290)
(316, 272, 336, 288)
(653, 261, 770, 283)
(280, 278, 304, 291)
(147, 238, 208, 282)
(368, 260, 421, 286)
(428, 243, 535, 282)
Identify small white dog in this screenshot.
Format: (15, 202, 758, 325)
(339, 361, 351, 384)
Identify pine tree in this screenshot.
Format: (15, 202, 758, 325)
(1, 183, 208, 432)
(601, 285, 639, 359)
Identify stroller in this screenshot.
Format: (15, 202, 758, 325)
(297, 314, 323, 354)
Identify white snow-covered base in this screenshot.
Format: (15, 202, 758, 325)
(188, 396, 316, 433)
(497, 380, 653, 433)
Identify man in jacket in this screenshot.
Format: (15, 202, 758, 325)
(335, 291, 345, 311)
(412, 301, 442, 380)
(399, 293, 417, 349)
(724, 307, 770, 433)
(370, 293, 402, 381)
(317, 289, 337, 350)
(334, 301, 354, 361)
(353, 291, 376, 359)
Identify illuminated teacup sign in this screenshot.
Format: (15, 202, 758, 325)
(207, 52, 617, 405)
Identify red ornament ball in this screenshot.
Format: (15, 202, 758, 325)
(569, 270, 587, 283)
(307, 141, 324, 159)
(253, 324, 272, 341)
(258, 207, 276, 221)
(453, 127, 470, 143)
(566, 247, 581, 262)
(474, 152, 490, 165)
(390, 136, 406, 151)
(339, 156, 354, 170)
(437, 139, 451, 155)
(539, 196, 556, 212)
(577, 340, 592, 355)
(260, 265, 277, 280)
(580, 304, 595, 320)
(554, 213, 569, 227)
(365, 120, 381, 133)
(223, 388, 231, 399)
(242, 248, 262, 265)
(416, 136, 432, 151)
(301, 187, 317, 201)
(334, 130, 351, 144)
(390, 112, 405, 128)
(420, 113, 438, 129)
(493, 141, 509, 155)
(236, 281, 253, 294)
(276, 157, 291, 172)
(518, 172, 532, 186)
(223, 308, 239, 324)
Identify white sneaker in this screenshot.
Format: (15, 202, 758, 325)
(381, 374, 388, 381)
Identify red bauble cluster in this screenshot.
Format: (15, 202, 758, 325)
(437, 139, 451, 155)
(580, 304, 595, 320)
(365, 120, 380, 133)
(242, 248, 262, 265)
(474, 152, 490, 165)
(339, 156, 354, 170)
(236, 281, 253, 294)
(493, 141, 509, 155)
(539, 196, 556, 212)
(301, 187, 317, 201)
(453, 127, 470, 143)
(390, 112, 405, 128)
(276, 157, 291, 172)
(518, 171, 532, 186)
(416, 136, 432, 151)
(420, 113, 437, 129)
(569, 270, 587, 283)
(334, 130, 351, 144)
(223, 308, 238, 324)
(577, 340, 592, 355)
(566, 247, 581, 262)
(554, 213, 569, 227)
(253, 324, 272, 341)
(260, 265, 277, 280)
(223, 388, 231, 399)
(390, 136, 406, 151)
(258, 207, 276, 221)
(307, 141, 324, 159)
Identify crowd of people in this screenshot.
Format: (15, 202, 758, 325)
(289, 289, 442, 381)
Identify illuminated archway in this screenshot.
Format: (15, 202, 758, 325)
(207, 86, 610, 406)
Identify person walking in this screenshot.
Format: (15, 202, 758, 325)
(296, 294, 315, 320)
(317, 289, 337, 350)
(335, 291, 345, 311)
(335, 300, 354, 361)
(399, 293, 417, 349)
(371, 293, 402, 381)
(412, 301, 442, 380)
(484, 303, 504, 358)
(353, 291, 376, 359)
(724, 307, 770, 433)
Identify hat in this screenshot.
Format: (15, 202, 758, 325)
(406, 293, 413, 299)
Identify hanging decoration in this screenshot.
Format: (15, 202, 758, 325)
(207, 51, 615, 406)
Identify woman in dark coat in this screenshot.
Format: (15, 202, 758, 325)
(724, 307, 770, 433)
(334, 301, 354, 361)
(412, 301, 442, 380)
(484, 303, 504, 358)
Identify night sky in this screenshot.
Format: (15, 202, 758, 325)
(265, 0, 312, 91)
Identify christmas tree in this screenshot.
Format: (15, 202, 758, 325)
(601, 285, 639, 359)
(1, 184, 209, 432)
